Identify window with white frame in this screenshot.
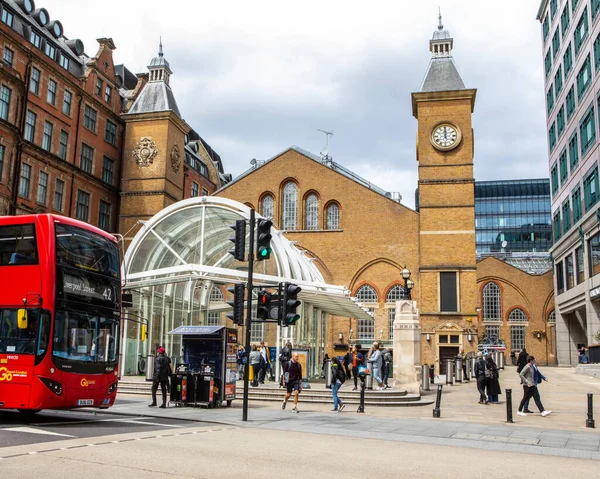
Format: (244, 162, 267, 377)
(207, 311, 221, 326)
(53, 179, 64, 212)
(209, 287, 224, 302)
(250, 309, 264, 342)
(485, 325, 500, 342)
(36, 171, 48, 205)
(508, 308, 528, 322)
(305, 193, 318, 230)
(358, 318, 375, 341)
(482, 282, 501, 321)
(511, 326, 526, 351)
(281, 182, 298, 230)
(326, 203, 340, 229)
(548, 310, 556, 323)
(261, 195, 274, 219)
(356, 284, 378, 303)
(388, 309, 395, 339)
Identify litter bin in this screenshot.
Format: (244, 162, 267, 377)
(470, 357, 477, 379)
(455, 357, 463, 383)
(498, 351, 505, 369)
(445, 358, 454, 385)
(324, 359, 332, 389)
(421, 364, 430, 391)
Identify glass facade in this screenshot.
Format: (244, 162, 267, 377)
(475, 179, 552, 253)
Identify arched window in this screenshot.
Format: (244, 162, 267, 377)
(548, 310, 556, 323)
(326, 203, 340, 229)
(305, 193, 319, 230)
(482, 282, 501, 322)
(209, 287, 224, 302)
(261, 195, 274, 219)
(281, 182, 298, 230)
(508, 308, 528, 322)
(386, 284, 404, 337)
(356, 284, 378, 303)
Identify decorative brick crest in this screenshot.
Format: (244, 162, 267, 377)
(171, 144, 181, 173)
(133, 137, 158, 167)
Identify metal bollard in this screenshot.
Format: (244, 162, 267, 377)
(421, 364, 430, 391)
(357, 378, 366, 413)
(433, 384, 443, 418)
(455, 357, 463, 383)
(445, 359, 454, 385)
(505, 388, 513, 423)
(586, 393, 595, 428)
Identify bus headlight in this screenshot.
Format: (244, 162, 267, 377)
(40, 377, 63, 396)
(107, 381, 118, 395)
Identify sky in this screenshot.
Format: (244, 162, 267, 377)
(40, 0, 547, 209)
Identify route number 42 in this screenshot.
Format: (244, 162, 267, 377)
(102, 288, 112, 301)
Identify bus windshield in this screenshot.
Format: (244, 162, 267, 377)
(0, 308, 50, 356)
(55, 223, 119, 279)
(52, 310, 118, 363)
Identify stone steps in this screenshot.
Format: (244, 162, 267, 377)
(117, 380, 433, 407)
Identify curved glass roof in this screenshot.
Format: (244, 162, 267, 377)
(123, 196, 371, 319)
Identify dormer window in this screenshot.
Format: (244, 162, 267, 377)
(29, 30, 41, 49)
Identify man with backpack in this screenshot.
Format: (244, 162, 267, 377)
(330, 356, 346, 412)
(282, 352, 303, 413)
(279, 341, 292, 387)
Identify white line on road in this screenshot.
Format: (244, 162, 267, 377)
(4, 427, 75, 438)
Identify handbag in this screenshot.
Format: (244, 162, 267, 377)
(358, 364, 370, 376)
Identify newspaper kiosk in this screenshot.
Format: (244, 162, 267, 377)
(168, 326, 237, 408)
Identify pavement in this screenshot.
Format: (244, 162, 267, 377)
(95, 366, 600, 460)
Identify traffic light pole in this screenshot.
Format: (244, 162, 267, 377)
(242, 208, 255, 422)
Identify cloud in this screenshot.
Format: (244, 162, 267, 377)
(40, 0, 548, 209)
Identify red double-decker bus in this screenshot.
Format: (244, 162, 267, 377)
(0, 214, 120, 414)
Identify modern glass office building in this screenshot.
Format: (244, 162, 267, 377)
(475, 179, 552, 254)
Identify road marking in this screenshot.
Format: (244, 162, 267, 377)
(116, 419, 185, 428)
(4, 427, 75, 438)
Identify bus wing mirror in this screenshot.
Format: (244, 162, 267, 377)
(17, 309, 28, 329)
(141, 324, 147, 342)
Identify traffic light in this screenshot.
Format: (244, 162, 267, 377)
(282, 283, 302, 326)
(257, 290, 271, 320)
(228, 219, 246, 261)
(226, 283, 245, 325)
(256, 219, 273, 260)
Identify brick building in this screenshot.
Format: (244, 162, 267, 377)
(0, 0, 229, 238)
(216, 16, 556, 369)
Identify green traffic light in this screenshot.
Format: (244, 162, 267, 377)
(259, 247, 272, 258)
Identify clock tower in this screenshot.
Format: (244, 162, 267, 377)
(411, 14, 478, 371)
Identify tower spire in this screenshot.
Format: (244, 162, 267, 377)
(159, 37, 163, 57)
(438, 8, 443, 30)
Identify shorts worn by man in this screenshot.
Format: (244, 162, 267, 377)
(282, 353, 303, 413)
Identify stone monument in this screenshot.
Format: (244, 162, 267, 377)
(392, 300, 421, 394)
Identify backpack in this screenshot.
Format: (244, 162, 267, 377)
(383, 350, 392, 364)
(335, 365, 346, 384)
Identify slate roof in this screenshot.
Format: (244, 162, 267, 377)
(126, 81, 181, 117)
(420, 57, 466, 92)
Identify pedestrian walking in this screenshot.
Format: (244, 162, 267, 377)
(459, 348, 468, 380)
(149, 346, 173, 408)
(330, 356, 346, 412)
(321, 353, 330, 378)
(344, 350, 352, 380)
(381, 347, 392, 388)
(258, 340, 270, 384)
(282, 352, 303, 413)
(485, 354, 501, 403)
(517, 356, 552, 417)
(522, 358, 549, 413)
(516, 348, 528, 373)
(350, 344, 363, 391)
(474, 351, 488, 404)
(249, 345, 261, 387)
(368, 341, 384, 390)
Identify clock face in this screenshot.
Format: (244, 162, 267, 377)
(433, 125, 458, 148)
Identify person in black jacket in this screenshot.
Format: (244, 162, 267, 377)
(149, 347, 173, 408)
(474, 351, 488, 404)
(516, 348, 528, 373)
(330, 357, 346, 412)
(485, 355, 501, 403)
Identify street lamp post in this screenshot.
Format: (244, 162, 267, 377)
(401, 266, 415, 299)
